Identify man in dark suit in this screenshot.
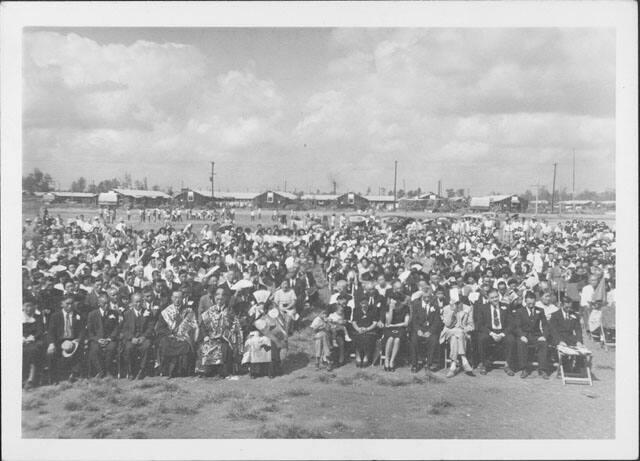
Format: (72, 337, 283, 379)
(549, 296, 584, 347)
(86, 293, 120, 377)
(409, 289, 443, 372)
(120, 293, 154, 379)
(46, 295, 85, 382)
(512, 291, 550, 379)
(477, 288, 517, 375)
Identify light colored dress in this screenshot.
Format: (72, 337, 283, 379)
(439, 303, 474, 359)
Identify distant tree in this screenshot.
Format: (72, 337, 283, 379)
(96, 178, 121, 193)
(22, 168, 54, 193)
(538, 187, 551, 201)
(445, 188, 455, 198)
(122, 173, 132, 189)
(134, 180, 145, 190)
(576, 189, 598, 201)
(151, 184, 160, 191)
(522, 190, 534, 201)
(397, 189, 405, 199)
(143, 177, 148, 190)
(87, 183, 98, 194)
(456, 188, 465, 197)
(366, 186, 371, 195)
(166, 186, 174, 196)
(70, 177, 87, 192)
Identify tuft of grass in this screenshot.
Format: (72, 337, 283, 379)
(315, 373, 336, 384)
(211, 389, 243, 401)
(26, 419, 50, 431)
(86, 417, 102, 428)
(129, 395, 151, 408)
(259, 403, 280, 413)
(22, 398, 46, 411)
(283, 388, 311, 397)
(159, 402, 199, 416)
(257, 424, 325, 439)
(63, 400, 83, 412)
(58, 382, 73, 391)
(331, 421, 350, 432)
(134, 380, 164, 390)
(375, 375, 413, 387)
(162, 382, 180, 393)
(352, 371, 376, 381)
(37, 387, 61, 399)
(226, 400, 267, 422)
(85, 404, 100, 412)
(90, 426, 113, 438)
(119, 413, 146, 425)
(295, 374, 308, 380)
(336, 377, 354, 386)
(427, 398, 454, 415)
(131, 431, 148, 439)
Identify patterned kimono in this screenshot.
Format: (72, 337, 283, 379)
(196, 305, 243, 373)
(156, 304, 198, 374)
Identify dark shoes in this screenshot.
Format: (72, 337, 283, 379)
(520, 370, 530, 379)
(504, 367, 515, 377)
(478, 365, 488, 375)
(410, 366, 418, 373)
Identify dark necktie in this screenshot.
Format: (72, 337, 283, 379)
(492, 307, 501, 330)
(64, 313, 72, 338)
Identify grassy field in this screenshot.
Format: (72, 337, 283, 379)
(21, 332, 615, 439)
(21, 201, 615, 439)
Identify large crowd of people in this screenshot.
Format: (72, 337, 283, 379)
(21, 207, 615, 389)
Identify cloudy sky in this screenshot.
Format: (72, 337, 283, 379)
(23, 28, 615, 195)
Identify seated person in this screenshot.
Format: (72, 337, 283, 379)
(409, 289, 443, 372)
(120, 293, 154, 380)
(155, 290, 199, 378)
(310, 304, 333, 369)
(382, 293, 410, 372)
(477, 288, 517, 376)
(196, 288, 243, 377)
(550, 295, 592, 370)
(86, 293, 120, 378)
(47, 295, 85, 383)
(23, 301, 45, 389)
(439, 293, 474, 378)
(327, 298, 351, 368)
(351, 296, 380, 368)
(512, 291, 550, 379)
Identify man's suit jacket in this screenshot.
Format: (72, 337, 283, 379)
(549, 309, 583, 346)
(409, 299, 443, 336)
(511, 305, 548, 338)
(47, 309, 85, 346)
(477, 303, 511, 335)
(120, 308, 154, 341)
(86, 308, 120, 343)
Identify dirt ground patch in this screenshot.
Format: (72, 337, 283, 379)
(22, 335, 614, 439)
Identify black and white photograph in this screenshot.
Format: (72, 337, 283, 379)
(1, 2, 637, 460)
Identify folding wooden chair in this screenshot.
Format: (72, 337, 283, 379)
(557, 347, 593, 386)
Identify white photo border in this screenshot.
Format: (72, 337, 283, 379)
(1, 1, 637, 460)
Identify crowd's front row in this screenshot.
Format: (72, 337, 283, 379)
(22, 283, 588, 388)
(310, 284, 589, 379)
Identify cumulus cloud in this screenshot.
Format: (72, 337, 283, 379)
(23, 28, 615, 193)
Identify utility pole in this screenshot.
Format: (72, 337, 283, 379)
(284, 178, 287, 192)
(437, 179, 441, 197)
(572, 149, 576, 201)
(393, 160, 398, 210)
(551, 163, 557, 213)
(210, 162, 215, 201)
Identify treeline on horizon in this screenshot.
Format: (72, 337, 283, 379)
(22, 168, 616, 202)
